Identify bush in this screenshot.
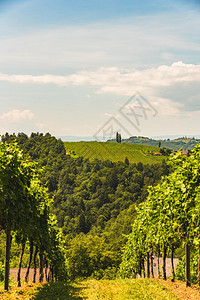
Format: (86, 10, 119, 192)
(92, 267, 117, 280)
(175, 251, 198, 284)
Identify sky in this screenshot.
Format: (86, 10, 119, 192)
(0, 0, 200, 140)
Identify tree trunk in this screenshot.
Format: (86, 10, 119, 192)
(150, 246, 154, 278)
(147, 252, 150, 278)
(139, 256, 142, 277)
(17, 242, 25, 287)
(158, 248, 160, 278)
(47, 265, 53, 282)
(4, 227, 11, 291)
(44, 255, 48, 281)
(51, 266, 54, 282)
(72, 259, 75, 281)
(33, 245, 38, 283)
(163, 246, 167, 280)
(25, 239, 33, 283)
(47, 267, 51, 282)
(185, 242, 191, 287)
(39, 252, 44, 282)
(171, 244, 175, 282)
(141, 258, 145, 278)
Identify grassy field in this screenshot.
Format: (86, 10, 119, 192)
(0, 279, 200, 300)
(64, 141, 164, 164)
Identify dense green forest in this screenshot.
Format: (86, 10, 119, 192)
(1, 132, 171, 280)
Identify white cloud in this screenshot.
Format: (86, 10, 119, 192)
(0, 61, 200, 89)
(0, 109, 35, 123)
(150, 97, 185, 116)
(0, 61, 199, 117)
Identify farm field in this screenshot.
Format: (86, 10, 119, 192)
(0, 279, 200, 300)
(64, 141, 164, 164)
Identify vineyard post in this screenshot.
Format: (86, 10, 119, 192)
(147, 252, 150, 278)
(39, 252, 44, 282)
(185, 242, 191, 287)
(51, 266, 54, 282)
(157, 248, 160, 278)
(17, 242, 25, 287)
(33, 246, 38, 283)
(150, 247, 154, 278)
(163, 246, 167, 280)
(25, 239, 33, 283)
(4, 227, 11, 291)
(141, 258, 145, 278)
(44, 255, 48, 281)
(171, 244, 175, 282)
(139, 256, 142, 277)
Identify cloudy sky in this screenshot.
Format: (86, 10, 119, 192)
(0, 0, 200, 139)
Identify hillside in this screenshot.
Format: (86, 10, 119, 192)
(110, 136, 200, 151)
(64, 141, 163, 164)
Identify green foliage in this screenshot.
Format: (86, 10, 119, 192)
(54, 158, 170, 239)
(0, 262, 4, 282)
(66, 233, 119, 280)
(0, 139, 67, 285)
(120, 145, 200, 283)
(0, 142, 37, 231)
(176, 251, 199, 284)
(1, 132, 66, 197)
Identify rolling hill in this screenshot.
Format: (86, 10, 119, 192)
(64, 141, 164, 164)
(112, 136, 200, 151)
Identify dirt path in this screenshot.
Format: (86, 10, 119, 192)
(155, 279, 200, 300)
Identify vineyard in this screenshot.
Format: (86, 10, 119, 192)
(0, 134, 200, 298)
(120, 145, 200, 287)
(64, 141, 163, 164)
(0, 142, 67, 291)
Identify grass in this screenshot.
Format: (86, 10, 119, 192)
(77, 279, 179, 300)
(0, 282, 81, 300)
(1, 278, 200, 300)
(64, 141, 164, 164)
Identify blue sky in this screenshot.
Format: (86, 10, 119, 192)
(0, 0, 200, 139)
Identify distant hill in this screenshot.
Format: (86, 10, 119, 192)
(107, 136, 200, 151)
(151, 134, 200, 140)
(57, 135, 99, 141)
(64, 141, 164, 164)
